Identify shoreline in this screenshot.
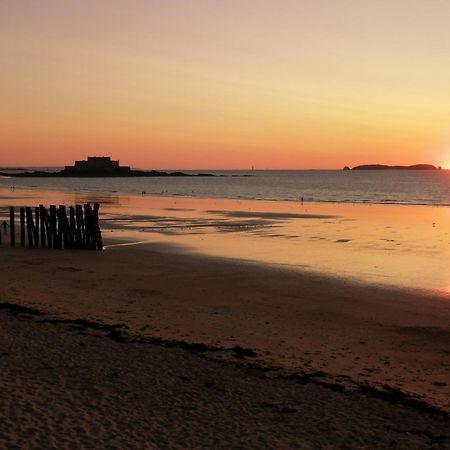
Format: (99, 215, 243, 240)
(1, 177, 449, 208)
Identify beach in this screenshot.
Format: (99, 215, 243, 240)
(0, 187, 449, 448)
(3, 0, 450, 446)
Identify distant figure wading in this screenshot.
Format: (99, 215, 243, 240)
(1, 221, 9, 235)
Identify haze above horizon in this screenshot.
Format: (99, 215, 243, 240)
(1, 1, 449, 169)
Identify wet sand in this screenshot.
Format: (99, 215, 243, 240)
(1, 242, 449, 412)
(0, 187, 449, 447)
(2, 187, 449, 292)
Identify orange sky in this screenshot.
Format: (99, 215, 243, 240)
(1, 1, 449, 169)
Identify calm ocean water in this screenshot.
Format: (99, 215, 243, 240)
(0, 170, 449, 206)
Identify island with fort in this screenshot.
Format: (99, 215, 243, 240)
(343, 164, 442, 171)
(0, 156, 215, 177)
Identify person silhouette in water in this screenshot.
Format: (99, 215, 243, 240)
(1, 221, 9, 235)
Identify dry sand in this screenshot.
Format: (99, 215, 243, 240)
(0, 242, 449, 448)
(0, 305, 449, 449)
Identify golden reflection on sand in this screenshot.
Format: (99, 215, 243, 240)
(1, 187, 449, 294)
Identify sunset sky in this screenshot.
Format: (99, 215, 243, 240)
(1, 0, 449, 169)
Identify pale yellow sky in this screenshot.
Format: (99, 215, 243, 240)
(1, 0, 449, 168)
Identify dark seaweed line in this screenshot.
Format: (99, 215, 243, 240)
(0, 301, 448, 424)
(0, 302, 256, 359)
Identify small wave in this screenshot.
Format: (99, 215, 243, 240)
(307, 198, 449, 207)
(1, 171, 449, 207)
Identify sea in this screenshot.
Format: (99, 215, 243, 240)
(0, 169, 449, 206)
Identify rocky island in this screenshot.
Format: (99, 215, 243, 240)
(0, 157, 214, 178)
(348, 164, 442, 171)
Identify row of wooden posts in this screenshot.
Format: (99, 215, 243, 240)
(0, 204, 103, 250)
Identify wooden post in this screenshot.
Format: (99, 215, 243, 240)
(30, 207, 38, 247)
(75, 205, 83, 248)
(25, 207, 34, 248)
(39, 205, 46, 248)
(43, 207, 52, 248)
(35, 207, 40, 246)
(69, 207, 76, 248)
(20, 208, 26, 247)
(58, 205, 70, 249)
(49, 205, 58, 249)
(93, 203, 103, 250)
(9, 207, 15, 246)
(57, 206, 63, 249)
(80, 205, 86, 247)
(84, 204, 92, 249)
(64, 206, 71, 249)
(4, 203, 102, 251)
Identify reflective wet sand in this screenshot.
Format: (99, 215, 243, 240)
(2, 188, 448, 295)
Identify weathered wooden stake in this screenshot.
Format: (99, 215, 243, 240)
(30, 207, 38, 247)
(20, 208, 26, 247)
(44, 208, 52, 249)
(58, 205, 70, 249)
(57, 206, 63, 249)
(9, 207, 15, 246)
(75, 205, 83, 248)
(25, 207, 34, 248)
(34, 207, 40, 244)
(80, 205, 86, 247)
(93, 203, 103, 250)
(3, 203, 102, 251)
(69, 207, 76, 248)
(39, 205, 46, 248)
(49, 205, 58, 249)
(84, 204, 91, 249)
